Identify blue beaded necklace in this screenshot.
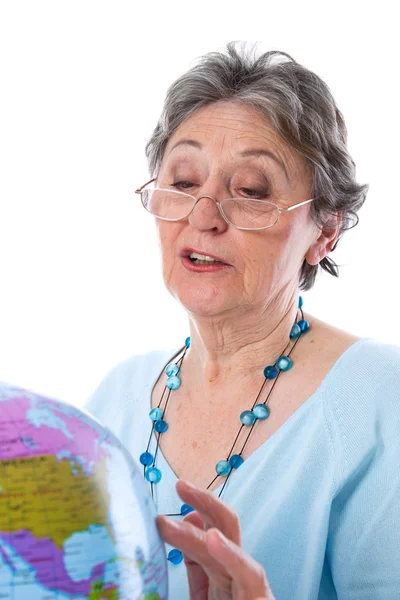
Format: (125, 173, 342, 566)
(140, 296, 310, 565)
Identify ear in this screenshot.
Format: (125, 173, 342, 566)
(305, 212, 342, 266)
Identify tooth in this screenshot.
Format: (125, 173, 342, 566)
(190, 252, 218, 262)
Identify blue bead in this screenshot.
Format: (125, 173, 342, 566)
(145, 467, 162, 483)
(166, 362, 180, 377)
(229, 454, 244, 469)
(240, 410, 256, 426)
(166, 375, 181, 390)
(276, 356, 293, 371)
(264, 365, 278, 379)
(185, 337, 191, 348)
(253, 404, 270, 420)
(139, 451, 153, 466)
(149, 407, 163, 421)
(216, 460, 231, 476)
(298, 319, 310, 332)
(181, 503, 194, 516)
(298, 296, 303, 308)
(168, 548, 183, 565)
(290, 323, 301, 339)
(154, 419, 168, 433)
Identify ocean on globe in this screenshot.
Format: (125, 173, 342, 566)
(0, 381, 168, 600)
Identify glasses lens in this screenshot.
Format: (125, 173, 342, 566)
(141, 189, 279, 229)
(221, 198, 279, 229)
(142, 189, 194, 219)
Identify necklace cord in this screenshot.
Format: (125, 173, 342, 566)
(140, 300, 309, 565)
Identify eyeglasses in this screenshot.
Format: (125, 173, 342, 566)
(135, 178, 314, 231)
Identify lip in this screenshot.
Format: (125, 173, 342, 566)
(180, 247, 231, 266)
(181, 256, 231, 273)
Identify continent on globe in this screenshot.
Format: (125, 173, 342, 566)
(0, 381, 168, 600)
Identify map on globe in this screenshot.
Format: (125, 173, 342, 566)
(0, 381, 168, 599)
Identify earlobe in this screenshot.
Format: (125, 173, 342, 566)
(304, 245, 321, 266)
(305, 213, 341, 266)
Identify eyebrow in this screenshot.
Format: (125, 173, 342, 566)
(169, 139, 289, 181)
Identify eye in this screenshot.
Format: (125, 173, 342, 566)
(171, 181, 195, 190)
(240, 187, 270, 199)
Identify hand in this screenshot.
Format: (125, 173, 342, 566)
(156, 480, 275, 600)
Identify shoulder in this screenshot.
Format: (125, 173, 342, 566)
(323, 336, 400, 484)
(305, 313, 400, 396)
(331, 336, 400, 396)
(83, 345, 182, 424)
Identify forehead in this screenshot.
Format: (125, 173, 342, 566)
(163, 101, 308, 178)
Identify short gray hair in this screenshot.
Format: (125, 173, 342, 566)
(145, 41, 368, 291)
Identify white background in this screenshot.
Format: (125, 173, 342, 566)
(0, 1, 399, 407)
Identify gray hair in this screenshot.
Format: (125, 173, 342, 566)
(145, 41, 368, 291)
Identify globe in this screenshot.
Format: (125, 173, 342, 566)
(0, 381, 168, 599)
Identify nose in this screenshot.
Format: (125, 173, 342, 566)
(187, 194, 230, 232)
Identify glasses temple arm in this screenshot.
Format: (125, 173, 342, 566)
(135, 177, 157, 194)
(280, 198, 314, 212)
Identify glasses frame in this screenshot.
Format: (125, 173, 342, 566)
(135, 177, 314, 231)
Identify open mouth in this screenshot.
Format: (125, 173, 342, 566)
(189, 256, 225, 265)
(187, 251, 227, 266)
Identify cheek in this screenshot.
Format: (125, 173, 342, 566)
(274, 214, 308, 256)
(156, 222, 182, 268)
(157, 222, 172, 250)
(241, 228, 296, 288)
(242, 228, 288, 268)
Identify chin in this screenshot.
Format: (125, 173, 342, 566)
(175, 286, 231, 317)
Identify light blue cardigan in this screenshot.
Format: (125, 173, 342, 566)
(85, 337, 400, 599)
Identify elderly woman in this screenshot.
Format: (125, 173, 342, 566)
(85, 42, 400, 599)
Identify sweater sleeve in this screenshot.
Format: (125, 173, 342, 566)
(325, 341, 400, 599)
(83, 347, 180, 439)
(83, 354, 141, 429)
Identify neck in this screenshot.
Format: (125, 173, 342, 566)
(183, 291, 304, 390)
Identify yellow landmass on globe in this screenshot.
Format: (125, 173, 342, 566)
(0, 453, 114, 548)
(89, 580, 119, 599)
(89, 579, 160, 599)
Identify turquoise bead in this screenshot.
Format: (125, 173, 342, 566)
(264, 365, 278, 379)
(298, 319, 310, 332)
(216, 460, 231, 476)
(168, 548, 183, 565)
(298, 296, 303, 308)
(145, 467, 162, 483)
(181, 504, 194, 516)
(139, 451, 153, 466)
(166, 375, 181, 390)
(166, 363, 180, 377)
(276, 356, 293, 371)
(290, 323, 301, 339)
(154, 419, 168, 433)
(240, 410, 256, 426)
(229, 454, 244, 469)
(253, 404, 270, 420)
(185, 337, 191, 348)
(149, 407, 163, 421)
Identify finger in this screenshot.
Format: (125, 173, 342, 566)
(157, 515, 213, 566)
(156, 515, 231, 589)
(206, 528, 275, 599)
(181, 511, 206, 567)
(158, 514, 209, 600)
(183, 510, 205, 530)
(176, 480, 241, 545)
(186, 564, 209, 600)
